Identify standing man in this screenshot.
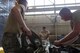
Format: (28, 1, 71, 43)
(2, 0, 32, 53)
(39, 26, 50, 40)
(54, 7, 80, 46)
(39, 27, 50, 53)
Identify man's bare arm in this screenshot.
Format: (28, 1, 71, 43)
(59, 23, 80, 44)
(11, 6, 31, 35)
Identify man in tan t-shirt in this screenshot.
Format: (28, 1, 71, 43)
(39, 27, 50, 40)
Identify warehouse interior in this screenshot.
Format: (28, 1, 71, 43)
(0, 0, 80, 53)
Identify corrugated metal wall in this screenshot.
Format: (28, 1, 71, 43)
(24, 15, 71, 35)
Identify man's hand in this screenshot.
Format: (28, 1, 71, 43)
(26, 30, 32, 36)
(21, 27, 32, 36)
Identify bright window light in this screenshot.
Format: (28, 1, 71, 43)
(27, 0, 35, 6)
(65, 0, 75, 4)
(55, 0, 64, 4)
(27, 0, 80, 6)
(25, 11, 54, 15)
(25, 10, 77, 15)
(76, 0, 80, 3)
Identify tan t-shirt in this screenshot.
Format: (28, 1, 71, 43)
(40, 30, 50, 40)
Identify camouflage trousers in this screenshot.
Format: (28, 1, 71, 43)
(2, 32, 21, 53)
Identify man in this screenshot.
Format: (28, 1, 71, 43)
(39, 27, 50, 40)
(54, 7, 80, 46)
(39, 27, 50, 53)
(2, 0, 32, 53)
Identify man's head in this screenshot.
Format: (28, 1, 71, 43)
(16, 0, 27, 8)
(59, 7, 72, 21)
(42, 27, 46, 30)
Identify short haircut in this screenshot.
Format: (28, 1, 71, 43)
(59, 7, 71, 16)
(43, 27, 46, 29)
(17, 0, 27, 7)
